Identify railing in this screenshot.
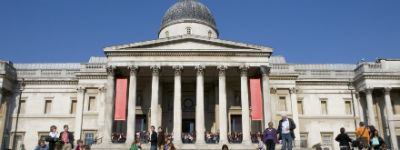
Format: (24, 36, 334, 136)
(16, 69, 79, 78)
(355, 62, 383, 76)
(80, 63, 106, 72)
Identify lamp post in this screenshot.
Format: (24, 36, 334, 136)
(348, 81, 357, 131)
(12, 78, 24, 150)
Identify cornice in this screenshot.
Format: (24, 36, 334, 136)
(105, 51, 270, 57)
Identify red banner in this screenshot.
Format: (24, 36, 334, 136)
(114, 78, 128, 120)
(250, 78, 263, 120)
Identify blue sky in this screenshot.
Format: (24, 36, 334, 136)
(0, 0, 399, 64)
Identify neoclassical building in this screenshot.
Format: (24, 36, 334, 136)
(1, 0, 400, 150)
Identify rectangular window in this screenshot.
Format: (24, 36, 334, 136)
(83, 130, 97, 146)
(88, 96, 96, 111)
(20, 100, 26, 114)
(38, 132, 50, 141)
(297, 100, 303, 114)
(44, 100, 52, 114)
(71, 100, 77, 114)
(10, 132, 24, 150)
(321, 100, 327, 115)
(392, 99, 400, 114)
(279, 96, 287, 111)
(321, 133, 333, 145)
(300, 133, 308, 148)
(345, 101, 352, 115)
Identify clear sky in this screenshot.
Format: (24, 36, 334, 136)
(0, 0, 399, 64)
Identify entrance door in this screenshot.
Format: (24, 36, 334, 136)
(182, 119, 195, 133)
(135, 115, 147, 132)
(231, 115, 242, 132)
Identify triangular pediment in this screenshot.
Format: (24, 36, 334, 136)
(104, 35, 273, 52)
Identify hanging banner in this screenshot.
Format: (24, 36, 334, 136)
(114, 78, 128, 120)
(250, 78, 263, 120)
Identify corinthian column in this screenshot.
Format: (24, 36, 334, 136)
(103, 66, 115, 144)
(195, 65, 206, 144)
(239, 65, 251, 145)
(261, 66, 272, 128)
(75, 87, 86, 140)
(365, 88, 376, 126)
(126, 66, 138, 144)
(384, 87, 398, 150)
(150, 65, 160, 128)
(218, 65, 228, 144)
(173, 65, 183, 145)
(289, 87, 300, 147)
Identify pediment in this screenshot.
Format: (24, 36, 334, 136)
(104, 35, 273, 52)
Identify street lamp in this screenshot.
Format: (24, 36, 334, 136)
(12, 78, 24, 150)
(348, 81, 357, 131)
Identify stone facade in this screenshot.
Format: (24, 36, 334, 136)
(1, 0, 400, 150)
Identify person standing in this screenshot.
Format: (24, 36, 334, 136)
(150, 126, 158, 150)
(157, 127, 165, 149)
(370, 130, 385, 150)
(335, 128, 352, 150)
(59, 125, 74, 150)
(355, 122, 370, 150)
(48, 125, 58, 150)
(263, 122, 278, 150)
(277, 113, 296, 150)
(35, 140, 49, 150)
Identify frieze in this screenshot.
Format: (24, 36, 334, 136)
(23, 80, 78, 85)
(105, 51, 270, 57)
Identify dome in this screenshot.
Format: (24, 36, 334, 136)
(160, 0, 218, 34)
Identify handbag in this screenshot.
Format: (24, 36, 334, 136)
(371, 137, 379, 146)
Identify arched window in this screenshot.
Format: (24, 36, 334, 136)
(186, 27, 192, 35)
(208, 30, 212, 38)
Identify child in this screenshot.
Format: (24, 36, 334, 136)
(35, 140, 49, 150)
(75, 140, 84, 150)
(257, 136, 265, 150)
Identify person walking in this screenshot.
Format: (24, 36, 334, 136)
(157, 127, 165, 150)
(263, 122, 278, 150)
(370, 130, 385, 150)
(59, 125, 74, 150)
(35, 140, 49, 150)
(355, 122, 370, 150)
(150, 126, 158, 150)
(277, 113, 296, 150)
(48, 125, 58, 150)
(335, 128, 352, 150)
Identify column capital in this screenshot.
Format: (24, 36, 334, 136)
(384, 87, 392, 94)
(76, 87, 86, 93)
(217, 65, 228, 76)
(289, 87, 297, 94)
(98, 87, 106, 93)
(128, 65, 139, 75)
(239, 65, 249, 76)
(364, 88, 374, 95)
(173, 65, 183, 76)
(270, 87, 277, 94)
(260, 65, 271, 75)
(106, 66, 116, 75)
(195, 65, 205, 75)
(150, 65, 161, 76)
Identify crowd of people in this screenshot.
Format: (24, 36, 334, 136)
(24, 124, 92, 150)
(18, 113, 389, 150)
(335, 122, 386, 150)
